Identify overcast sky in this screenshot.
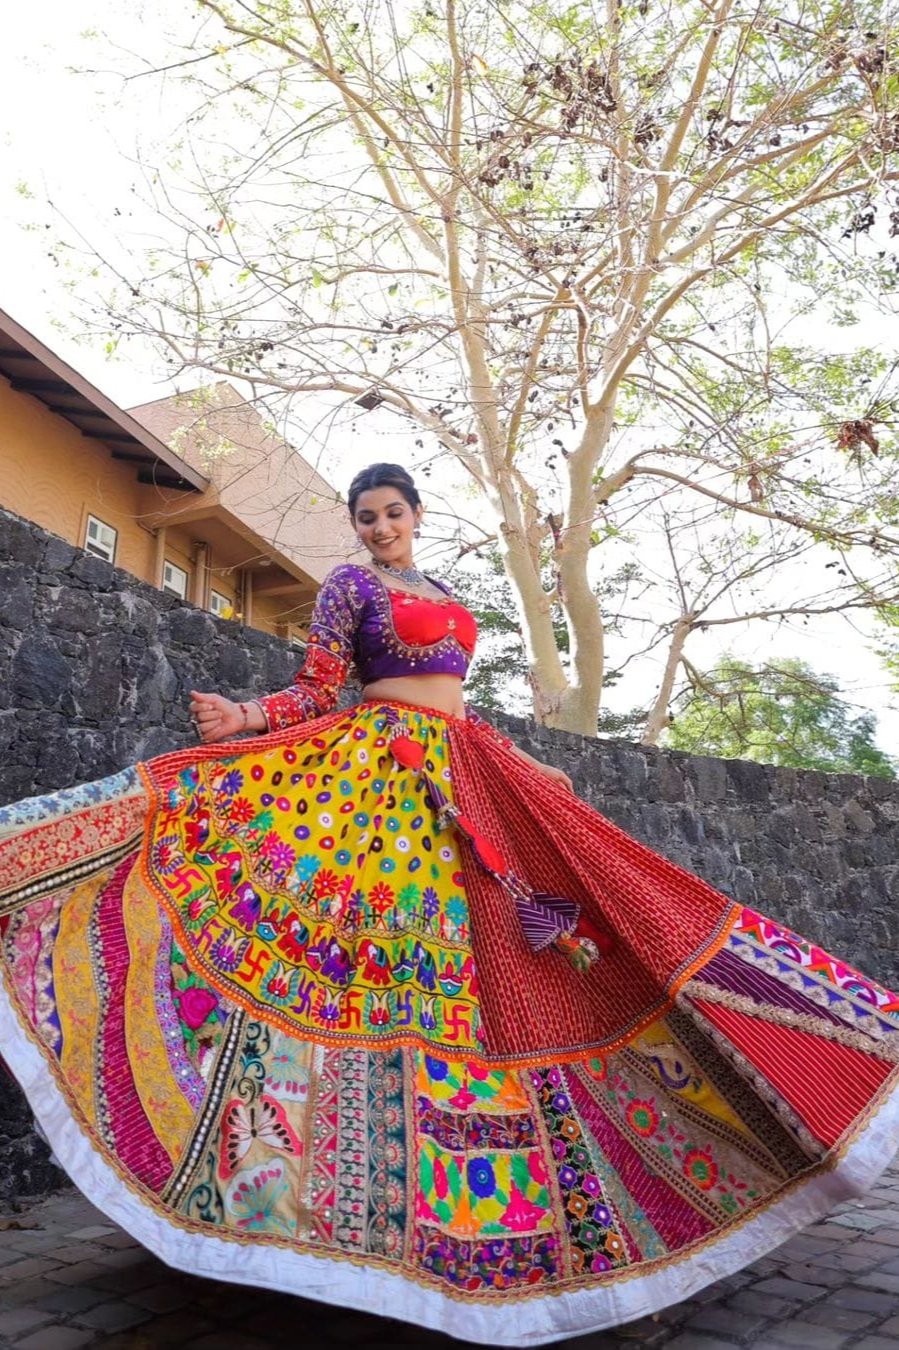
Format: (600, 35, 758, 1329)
(2, 0, 898, 749)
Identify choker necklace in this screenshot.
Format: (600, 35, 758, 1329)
(374, 560, 429, 587)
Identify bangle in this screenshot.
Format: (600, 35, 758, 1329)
(239, 702, 250, 730)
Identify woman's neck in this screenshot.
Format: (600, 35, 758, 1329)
(373, 556, 418, 575)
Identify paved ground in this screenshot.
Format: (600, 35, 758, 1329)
(5, 1167, 899, 1350)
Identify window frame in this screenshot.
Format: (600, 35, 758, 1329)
(209, 589, 231, 618)
(162, 559, 189, 599)
(286, 622, 308, 651)
(84, 514, 118, 564)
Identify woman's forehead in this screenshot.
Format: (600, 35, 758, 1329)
(354, 487, 411, 512)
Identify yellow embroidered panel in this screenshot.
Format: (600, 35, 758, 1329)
(143, 708, 481, 1054)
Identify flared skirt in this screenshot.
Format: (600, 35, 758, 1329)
(2, 701, 899, 1345)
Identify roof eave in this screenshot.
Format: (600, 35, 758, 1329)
(0, 308, 208, 494)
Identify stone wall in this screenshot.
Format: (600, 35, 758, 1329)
(0, 507, 306, 1200)
(487, 712, 899, 989)
(0, 508, 302, 806)
(2, 504, 899, 1200)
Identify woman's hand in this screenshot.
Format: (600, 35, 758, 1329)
(510, 743, 573, 792)
(189, 692, 265, 743)
(536, 762, 574, 792)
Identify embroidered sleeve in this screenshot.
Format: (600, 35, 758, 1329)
(464, 706, 515, 750)
(256, 566, 363, 731)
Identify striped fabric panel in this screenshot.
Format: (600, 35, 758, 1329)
(695, 947, 848, 1027)
(123, 864, 199, 1163)
(689, 997, 896, 1149)
(95, 856, 174, 1193)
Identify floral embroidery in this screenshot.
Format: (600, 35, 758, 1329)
(143, 708, 481, 1053)
(224, 1162, 295, 1235)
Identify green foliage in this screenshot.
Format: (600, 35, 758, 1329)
(665, 657, 895, 778)
(441, 552, 533, 715)
(876, 605, 899, 691)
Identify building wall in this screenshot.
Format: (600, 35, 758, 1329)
(0, 377, 158, 582)
(0, 379, 314, 639)
(131, 384, 357, 587)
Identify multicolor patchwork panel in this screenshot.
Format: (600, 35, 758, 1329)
(2, 705, 899, 1319)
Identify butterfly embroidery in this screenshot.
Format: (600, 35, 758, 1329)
(218, 1096, 303, 1180)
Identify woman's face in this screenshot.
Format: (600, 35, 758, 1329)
(353, 486, 422, 568)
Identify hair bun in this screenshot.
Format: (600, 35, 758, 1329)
(348, 463, 422, 515)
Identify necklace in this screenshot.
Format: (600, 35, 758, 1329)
(374, 559, 429, 588)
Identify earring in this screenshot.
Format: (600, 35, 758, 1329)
(414, 526, 421, 539)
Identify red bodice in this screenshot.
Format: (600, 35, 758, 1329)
(387, 589, 477, 655)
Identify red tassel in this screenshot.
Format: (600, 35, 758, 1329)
(454, 813, 508, 875)
(390, 735, 425, 771)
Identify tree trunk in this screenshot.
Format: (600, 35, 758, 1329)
(548, 411, 616, 736)
(483, 469, 571, 724)
(642, 617, 694, 745)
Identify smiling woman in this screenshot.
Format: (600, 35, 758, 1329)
(3, 462, 899, 1346)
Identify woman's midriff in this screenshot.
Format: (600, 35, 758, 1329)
(361, 673, 466, 719)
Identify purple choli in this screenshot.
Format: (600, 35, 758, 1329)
(256, 564, 479, 733)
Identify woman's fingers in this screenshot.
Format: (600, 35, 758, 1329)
(190, 693, 227, 725)
(189, 690, 232, 742)
(189, 690, 222, 714)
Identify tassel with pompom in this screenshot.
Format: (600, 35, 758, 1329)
(388, 728, 426, 771)
(384, 708, 612, 971)
(553, 931, 601, 972)
(514, 893, 609, 970)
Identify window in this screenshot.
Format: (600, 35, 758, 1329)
(85, 515, 117, 563)
(162, 560, 188, 599)
(209, 590, 232, 619)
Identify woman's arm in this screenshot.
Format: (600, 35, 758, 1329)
(464, 706, 574, 792)
(508, 743, 574, 792)
(190, 565, 363, 744)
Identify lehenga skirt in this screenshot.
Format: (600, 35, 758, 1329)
(2, 700, 899, 1346)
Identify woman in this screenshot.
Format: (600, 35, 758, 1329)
(1, 461, 898, 1346)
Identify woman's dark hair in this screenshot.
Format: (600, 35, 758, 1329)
(347, 463, 421, 517)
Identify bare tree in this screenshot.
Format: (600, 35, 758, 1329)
(86, 0, 899, 733)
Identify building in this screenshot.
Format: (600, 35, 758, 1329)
(0, 309, 354, 638)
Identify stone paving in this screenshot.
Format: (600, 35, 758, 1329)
(5, 1165, 899, 1349)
